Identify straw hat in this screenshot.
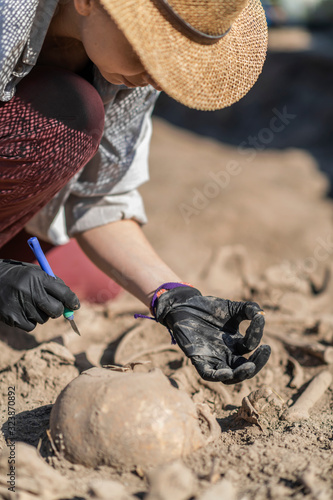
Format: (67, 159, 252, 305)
(100, 0, 268, 111)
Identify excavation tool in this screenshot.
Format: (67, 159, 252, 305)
(27, 237, 81, 335)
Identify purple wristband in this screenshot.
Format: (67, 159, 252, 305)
(150, 282, 192, 315)
(133, 282, 192, 344)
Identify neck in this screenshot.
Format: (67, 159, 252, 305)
(48, 1, 82, 41)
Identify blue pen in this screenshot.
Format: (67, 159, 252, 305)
(27, 237, 81, 336)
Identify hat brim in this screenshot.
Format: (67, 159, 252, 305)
(100, 0, 268, 111)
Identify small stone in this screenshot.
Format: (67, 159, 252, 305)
(88, 479, 135, 500)
(146, 461, 197, 500)
(198, 479, 236, 500)
(69, 464, 81, 471)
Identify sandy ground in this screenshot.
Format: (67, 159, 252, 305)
(0, 115, 332, 500)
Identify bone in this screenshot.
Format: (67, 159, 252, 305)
(266, 330, 333, 364)
(231, 380, 251, 406)
(113, 323, 146, 364)
(247, 386, 273, 408)
(236, 385, 285, 429)
(50, 367, 218, 469)
(236, 386, 273, 429)
(318, 315, 333, 344)
(288, 356, 304, 389)
(119, 343, 181, 365)
(171, 365, 201, 394)
(281, 370, 332, 422)
(198, 379, 233, 407)
(113, 322, 181, 365)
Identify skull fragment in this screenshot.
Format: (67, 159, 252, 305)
(50, 367, 219, 468)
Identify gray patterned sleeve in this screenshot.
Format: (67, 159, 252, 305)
(63, 85, 159, 236)
(0, 0, 58, 101)
(64, 97, 156, 235)
(26, 85, 160, 243)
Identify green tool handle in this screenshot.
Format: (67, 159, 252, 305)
(63, 308, 74, 321)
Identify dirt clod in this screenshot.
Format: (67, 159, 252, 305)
(146, 461, 197, 500)
(0, 442, 71, 499)
(197, 479, 236, 500)
(88, 479, 136, 500)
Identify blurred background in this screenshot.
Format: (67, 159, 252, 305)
(263, 0, 333, 26)
(153, 0, 333, 193)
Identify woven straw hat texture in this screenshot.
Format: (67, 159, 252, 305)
(100, 0, 268, 111)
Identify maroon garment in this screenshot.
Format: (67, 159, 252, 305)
(0, 228, 53, 262)
(0, 65, 105, 249)
(0, 229, 122, 304)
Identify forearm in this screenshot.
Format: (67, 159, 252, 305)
(75, 219, 181, 307)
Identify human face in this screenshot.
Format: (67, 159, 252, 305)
(74, 0, 162, 90)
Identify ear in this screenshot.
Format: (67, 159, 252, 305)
(73, 0, 94, 16)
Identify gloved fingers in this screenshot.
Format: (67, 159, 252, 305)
(14, 317, 37, 332)
(234, 302, 265, 354)
(24, 301, 50, 324)
(3, 313, 37, 332)
(191, 356, 233, 382)
(225, 346, 271, 384)
(191, 355, 256, 384)
(43, 275, 80, 311)
(247, 344, 271, 378)
(222, 352, 256, 384)
(228, 300, 264, 323)
(35, 294, 65, 319)
(223, 361, 256, 385)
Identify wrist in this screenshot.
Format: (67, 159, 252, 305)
(134, 282, 200, 346)
(149, 281, 194, 316)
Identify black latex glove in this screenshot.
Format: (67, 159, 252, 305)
(155, 286, 271, 384)
(0, 259, 80, 331)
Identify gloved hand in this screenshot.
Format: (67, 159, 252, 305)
(0, 259, 80, 331)
(154, 284, 271, 384)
